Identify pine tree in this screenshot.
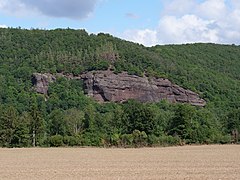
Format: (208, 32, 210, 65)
(0, 106, 18, 147)
(30, 97, 45, 147)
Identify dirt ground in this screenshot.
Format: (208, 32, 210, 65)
(0, 145, 240, 180)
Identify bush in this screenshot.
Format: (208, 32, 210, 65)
(159, 135, 181, 146)
(148, 135, 181, 147)
(211, 134, 231, 144)
(49, 135, 63, 147)
(219, 135, 231, 144)
(132, 130, 148, 147)
(120, 134, 133, 147)
(81, 132, 102, 146)
(63, 136, 79, 146)
(148, 134, 159, 146)
(110, 133, 120, 147)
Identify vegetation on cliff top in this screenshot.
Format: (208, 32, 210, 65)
(0, 28, 239, 147)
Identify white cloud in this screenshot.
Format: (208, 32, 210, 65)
(162, 0, 196, 16)
(197, 0, 227, 20)
(123, 0, 240, 46)
(231, 0, 240, 9)
(0, 24, 7, 28)
(0, 0, 30, 17)
(157, 15, 219, 44)
(122, 29, 157, 47)
(0, 0, 99, 19)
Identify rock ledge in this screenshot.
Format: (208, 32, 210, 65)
(32, 71, 206, 106)
(81, 71, 206, 106)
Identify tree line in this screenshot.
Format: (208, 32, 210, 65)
(0, 77, 238, 147)
(0, 28, 240, 147)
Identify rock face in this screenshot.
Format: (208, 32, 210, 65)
(32, 73, 56, 95)
(32, 71, 206, 106)
(81, 71, 206, 106)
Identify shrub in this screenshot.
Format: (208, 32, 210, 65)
(63, 136, 79, 146)
(110, 133, 120, 147)
(158, 135, 181, 146)
(211, 133, 231, 144)
(148, 135, 181, 147)
(120, 134, 133, 147)
(49, 135, 63, 147)
(132, 130, 148, 147)
(81, 132, 102, 146)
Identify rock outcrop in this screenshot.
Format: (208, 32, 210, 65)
(32, 73, 56, 94)
(32, 71, 206, 106)
(81, 71, 206, 106)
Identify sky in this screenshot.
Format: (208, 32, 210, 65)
(0, 0, 240, 46)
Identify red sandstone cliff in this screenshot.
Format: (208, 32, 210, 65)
(32, 71, 206, 106)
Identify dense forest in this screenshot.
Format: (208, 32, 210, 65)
(0, 27, 239, 147)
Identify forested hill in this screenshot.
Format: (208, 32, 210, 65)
(0, 28, 240, 147)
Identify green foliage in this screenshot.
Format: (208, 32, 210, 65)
(0, 28, 239, 147)
(123, 100, 156, 134)
(120, 134, 133, 147)
(11, 112, 31, 147)
(30, 99, 45, 147)
(132, 130, 148, 147)
(64, 108, 85, 136)
(168, 104, 197, 140)
(63, 135, 79, 146)
(226, 109, 240, 142)
(49, 109, 66, 136)
(50, 135, 63, 147)
(168, 104, 221, 144)
(148, 134, 181, 146)
(90, 60, 110, 71)
(110, 133, 121, 147)
(226, 109, 240, 133)
(0, 106, 18, 147)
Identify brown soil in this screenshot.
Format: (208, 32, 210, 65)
(0, 145, 240, 180)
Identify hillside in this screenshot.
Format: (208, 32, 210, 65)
(0, 28, 239, 147)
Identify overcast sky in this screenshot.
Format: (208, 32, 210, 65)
(0, 0, 239, 46)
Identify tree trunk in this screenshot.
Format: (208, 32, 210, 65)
(32, 130, 36, 147)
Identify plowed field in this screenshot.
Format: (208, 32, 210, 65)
(1, 145, 240, 179)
